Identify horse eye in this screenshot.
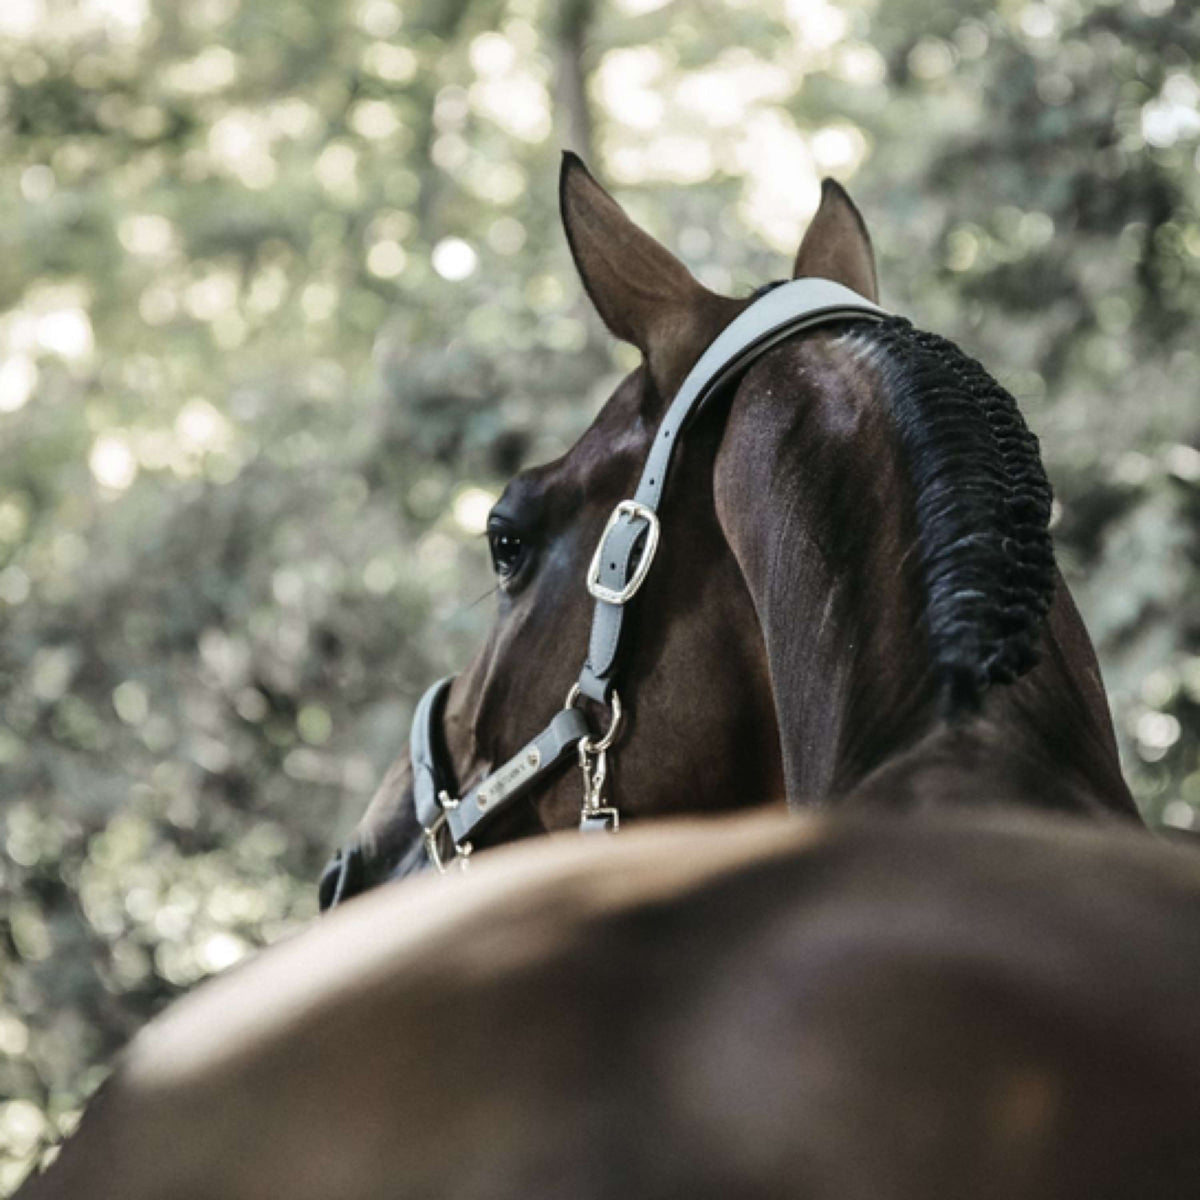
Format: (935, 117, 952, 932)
(487, 527, 525, 579)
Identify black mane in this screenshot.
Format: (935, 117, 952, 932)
(855, 317, 1056, 713)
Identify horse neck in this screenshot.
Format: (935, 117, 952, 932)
(846, 576, 1138, 819)
(713, 335, 1137, 819)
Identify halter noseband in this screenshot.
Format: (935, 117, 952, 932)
(412, 277, 886, 870)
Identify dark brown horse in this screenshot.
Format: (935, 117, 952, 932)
(15, 165, 1180, 1200)
(321, 156, 1135, 903)
(19, 809, 1200, 1200)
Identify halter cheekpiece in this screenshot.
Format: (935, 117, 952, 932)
(412, 277, 886, 871)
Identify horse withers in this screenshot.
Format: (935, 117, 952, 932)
(322, 156, 1136, 902)
(19, 810, 1200, 1200)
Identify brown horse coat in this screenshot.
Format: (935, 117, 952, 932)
(19, 810, 1200, 1200)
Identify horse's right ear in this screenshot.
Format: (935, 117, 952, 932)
(793, 179, 879, 303)
(560, 152, 737, 400)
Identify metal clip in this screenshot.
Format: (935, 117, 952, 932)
(577, 742, 620, 833)
(579, 741, 606, 808)
(569, 685, 623, 834)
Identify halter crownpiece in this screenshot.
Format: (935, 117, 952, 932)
(412, 277, 887, 870)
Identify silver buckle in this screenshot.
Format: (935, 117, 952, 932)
(423, 811, 450, 874)
(423, 791, 470, 875)
(586, 500, 660, 605)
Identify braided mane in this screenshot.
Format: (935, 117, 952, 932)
(853, 316, 1057, 714)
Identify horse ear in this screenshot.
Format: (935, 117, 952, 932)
(560, 152, 737, 399)
(793, 178, 879, 303)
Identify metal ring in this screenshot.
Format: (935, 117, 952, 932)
(565, 684, 623, 754)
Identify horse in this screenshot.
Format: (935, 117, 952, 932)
(15, 162, 1177, 1200)
(320, 154, 1136, 904)
(18, 808, 1200, 1200)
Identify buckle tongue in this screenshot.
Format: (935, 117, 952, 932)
(586, 500, 660, 605)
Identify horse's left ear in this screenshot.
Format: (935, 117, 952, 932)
(793, 179, 879, 303)
(560, 152, 739, 400)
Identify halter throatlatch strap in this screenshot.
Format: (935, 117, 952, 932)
(413, 277, 886, 867)
(578, 277, 885, 703)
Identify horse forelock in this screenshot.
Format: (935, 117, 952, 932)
(843, 318, 1056, 715)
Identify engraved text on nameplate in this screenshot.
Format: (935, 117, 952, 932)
(476, 746, 542, 809)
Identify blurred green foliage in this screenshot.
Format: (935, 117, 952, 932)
(1, 0, 1198, 1190)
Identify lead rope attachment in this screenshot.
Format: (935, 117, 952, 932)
(566, 685, 623, 832)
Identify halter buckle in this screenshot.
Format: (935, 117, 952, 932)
(422, 812, 450, 874)
(587, 501, 660, 605)
(423, 795, 471, 875)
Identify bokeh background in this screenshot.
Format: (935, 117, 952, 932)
(1, 0, 1197, 1188)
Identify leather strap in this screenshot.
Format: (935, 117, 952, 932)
(579, 278, 885, 701)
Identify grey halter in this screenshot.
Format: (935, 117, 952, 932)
(412, 277, 886, 870)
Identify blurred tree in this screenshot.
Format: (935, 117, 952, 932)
(0, 0, 1197, 1190)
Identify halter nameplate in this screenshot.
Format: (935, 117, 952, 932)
(412, 277, 887, 867)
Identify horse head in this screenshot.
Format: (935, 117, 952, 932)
(322, 157, 1137, 908)
(322, 155, 790, 903)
